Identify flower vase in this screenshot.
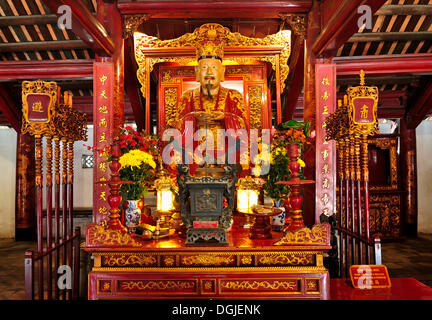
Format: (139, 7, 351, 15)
(123, 199, 144, 233)
(271, 199, 286, 232)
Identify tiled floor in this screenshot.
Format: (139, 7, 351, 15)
(0, 233, 431, 300)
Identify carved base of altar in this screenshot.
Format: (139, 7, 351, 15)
(85, 217, 331, 300)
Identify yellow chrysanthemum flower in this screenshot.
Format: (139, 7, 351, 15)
(298, 159, 306, 167)
(119, 149, 156, 169)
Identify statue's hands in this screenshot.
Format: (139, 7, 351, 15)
(195, 111, 225, 122)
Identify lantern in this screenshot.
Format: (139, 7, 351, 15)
(155, 175, 177, 228)
(236, 176, 260, 214)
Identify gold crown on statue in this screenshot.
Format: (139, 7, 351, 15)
(194, 24, 227, 61)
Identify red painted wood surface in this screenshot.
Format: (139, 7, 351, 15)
(118, 1, 312, 17)
(330, 278, 432, 300)
(334, 54, 432, 77)
(0, 60, 93, 80)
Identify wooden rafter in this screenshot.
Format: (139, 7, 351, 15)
(42, 0, 114, 56)
(312, 0, 387, 57)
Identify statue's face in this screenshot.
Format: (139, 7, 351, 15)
(195, 58, 225, 89)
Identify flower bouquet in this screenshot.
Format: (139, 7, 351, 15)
(113, 126, 160, 199)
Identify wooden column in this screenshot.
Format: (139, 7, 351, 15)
(400, 117, 418, 237)
(302, 1, 320, 227)
(97, 0, 124, 137)
(15, 133, 36, 240)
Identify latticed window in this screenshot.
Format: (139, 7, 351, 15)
(81, 154, 94, 168)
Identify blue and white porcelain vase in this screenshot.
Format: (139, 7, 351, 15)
(271, 199, 286, 232)
(124, 200, 142, 233)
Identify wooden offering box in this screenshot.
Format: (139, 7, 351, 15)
(85, 218, 331, 300)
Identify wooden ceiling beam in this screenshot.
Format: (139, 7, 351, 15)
(0, 40, 88, 52)
(406, 81, 432, 129)
(312, 0, 387, 57)
(42, 0, 114, 56)
(337, 75, 420, 86)
(0, 14, 58, 26)
(0, 60, 93, 80)
(334, 54, 432, 76)
(376, 5, 432, 16)
(0, 84, 21, 132)
(348, 31, 432, 43)
(118, 1, 312, 18)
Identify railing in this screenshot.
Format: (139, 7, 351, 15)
(334, 136, 382, 278)
(24, 227, 81, 300)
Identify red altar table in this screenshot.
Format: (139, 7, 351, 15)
(85, 219, 331, 300)
(330, 278, 432, 300)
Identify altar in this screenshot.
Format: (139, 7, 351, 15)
(85, 217, 331, 300)
(85, 23, 334, 300)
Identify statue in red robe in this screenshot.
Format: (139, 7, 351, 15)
(173, 37, 249, 174)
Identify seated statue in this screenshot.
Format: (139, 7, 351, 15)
(175, 28, 249, 174)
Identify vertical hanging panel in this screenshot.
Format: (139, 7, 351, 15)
(314, 63, 337, 223)
(93, 62, 114, 225)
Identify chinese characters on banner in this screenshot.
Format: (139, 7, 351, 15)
(93, 62, 114, 224)
(315, 63, 336, 223)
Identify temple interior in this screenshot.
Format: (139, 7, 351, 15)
(0, 0, 432, 302)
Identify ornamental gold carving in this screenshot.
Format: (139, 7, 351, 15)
(120, 280, 195, 291)
(220, 280, 296, 291)
(164, 87, 178, 128)
(86, 224, 142, 247)
(135, 23, 290, 95)
(274, 223, 331, 246)
(182, 255, 235, 266)
(103, 255, 156, 267)
(258, 254, 314, 266)
(248, 85, 263, 129)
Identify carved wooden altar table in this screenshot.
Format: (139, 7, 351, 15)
(85, 218, 331, 300)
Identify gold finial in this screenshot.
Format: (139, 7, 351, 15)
(337, 99, 342, 108)
(343, 95, 348, 106)
(360, 69, 365, 86)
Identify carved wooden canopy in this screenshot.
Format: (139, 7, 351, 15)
(134, 23, 291, 132)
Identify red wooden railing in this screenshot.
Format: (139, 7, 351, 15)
(24, 135, 81, 300)
(335, 137, 382, 278)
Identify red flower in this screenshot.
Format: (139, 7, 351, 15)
(125, 125, 133, 131)
(130, 140, 137, 146)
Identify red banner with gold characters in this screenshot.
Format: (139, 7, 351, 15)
(352, 97, 376, 124)
(315, 63, 337, 223)
(93, 62, 114, 225)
